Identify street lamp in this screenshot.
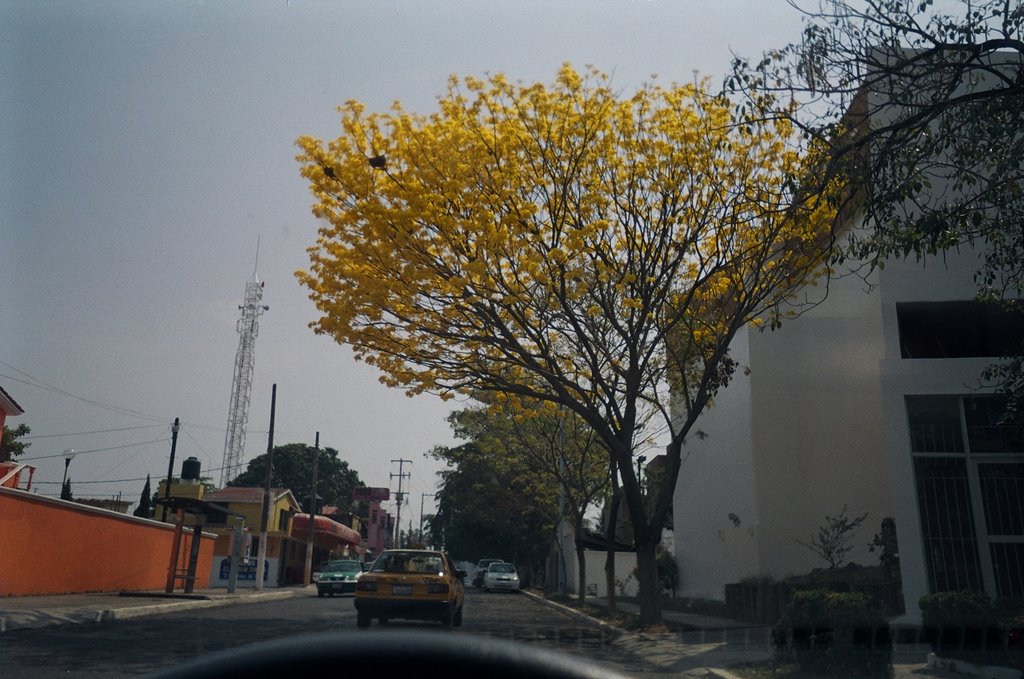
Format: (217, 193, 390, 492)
(61, 448, 76, 487)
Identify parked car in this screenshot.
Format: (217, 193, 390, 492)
(354, 549, 466, 628)
(472, 558, 504, 588)
(316, 559, 365, 597)
(482, 562, 520, 593)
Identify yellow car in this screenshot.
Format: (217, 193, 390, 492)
(354, 549, 466, 628)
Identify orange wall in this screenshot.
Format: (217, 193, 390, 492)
(0, 488, 215, 596)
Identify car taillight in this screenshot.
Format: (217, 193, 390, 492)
(356, 581, 377, 592)
(426, 583, 450, 594)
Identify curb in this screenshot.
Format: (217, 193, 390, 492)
(520, 589, 621, 632)
(520, 590, 752, 679)
(1, 589, 303, 633)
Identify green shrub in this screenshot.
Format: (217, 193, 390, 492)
(919, 591, 1023, 668)
(773, 590, 892, 677)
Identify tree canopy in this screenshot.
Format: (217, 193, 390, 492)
(296, 65, 839, 623)
(729, 0, 1023, 410)
(228, 443, 364, 513)
(431, 400, 610, 597)
(1, 423, 31, 462)
(730, 1, 1023, 298)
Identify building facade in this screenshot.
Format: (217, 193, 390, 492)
(672, 241, 1023, 621)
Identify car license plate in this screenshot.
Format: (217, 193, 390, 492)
(392, 584, 412, 595)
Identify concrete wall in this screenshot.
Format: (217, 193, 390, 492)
(0, 487, 215, 596)
(674, 327, 761, 600)
(747, 263, 891, 580)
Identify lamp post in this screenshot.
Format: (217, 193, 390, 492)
(61, 448, 76, 487)
(161, 418, 181, 523)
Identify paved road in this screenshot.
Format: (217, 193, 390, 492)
(3, 588, 727, 678)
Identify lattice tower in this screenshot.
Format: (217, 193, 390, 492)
(220, 273, 268, 487)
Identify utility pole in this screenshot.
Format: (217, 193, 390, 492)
(254, 384, 276, 592)
(161, 418, 180, 523)
(303, 432, 319, 585)
(390, 459, 411, 548)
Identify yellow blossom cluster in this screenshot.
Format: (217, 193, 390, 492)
(295, 64, 839, 401)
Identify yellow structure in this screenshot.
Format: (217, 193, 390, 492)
(201, 487, 307, 587)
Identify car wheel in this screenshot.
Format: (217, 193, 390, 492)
(356, 613, 371, 629)
(378, 617, 389, 625)
(328, 592, 334, 598)
(317, 590, 325, 598)
(453, 606, 463, 628)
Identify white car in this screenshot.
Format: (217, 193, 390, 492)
(482, 562, 520, 592)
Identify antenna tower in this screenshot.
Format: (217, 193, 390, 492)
(220, 249, 269, 486)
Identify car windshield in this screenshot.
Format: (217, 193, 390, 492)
(4, 3, 1018, 679)
(371, 552, 446, 574)
(324, 561, 361, 573)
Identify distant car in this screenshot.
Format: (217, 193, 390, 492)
(316, 559, 365, 597)
(354, 549, 466, 628)
(482, 562, 520, 593)
(472, 558, 504, 588)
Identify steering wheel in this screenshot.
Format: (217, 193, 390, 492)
(150, 629, 629, 679)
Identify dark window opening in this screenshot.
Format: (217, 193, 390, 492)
(965, 397, 1024, 453)
(897, 301, 1024, 359)
(914, 456, 983, 592)
(907, 396, 964, 453)
(979, 463, 1024, 536)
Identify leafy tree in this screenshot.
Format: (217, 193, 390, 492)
(133, 475, 152, 518)
(0, 423, 31, 462)
(440, 400, 609, 603)
(296, 66, 838, 624)
(428, 439, 554, 574)
(228, 443, 363, 513)
(729, 0, 1024, 401)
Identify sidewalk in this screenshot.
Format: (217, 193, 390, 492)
(534, 595, 972, 679)
(0, 585, 311, 633)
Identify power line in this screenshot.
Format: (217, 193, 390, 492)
(22, 424, 166, 439)
(20, 437, 167, 461)
(0, 364, 167, 423)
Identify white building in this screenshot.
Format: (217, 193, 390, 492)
(674, 243, 1024, 619)
(673, 48, 1023, 623)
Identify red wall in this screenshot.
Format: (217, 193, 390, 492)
(0, 488, 215, 596)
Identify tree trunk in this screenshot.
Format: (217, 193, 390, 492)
(574, 516, 587, 606)
(604, 471, 621, 613)
(634, 537, 661, 626)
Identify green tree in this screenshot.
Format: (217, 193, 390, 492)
(1, 423, 31, 462)
(133, 475, 152, 518)
(228, 443, 363, 513)
(429, 434, 556, 576)
(444, 401, 609, 603)
(296, 65, 837, 625)
(60, 477, 73, 501)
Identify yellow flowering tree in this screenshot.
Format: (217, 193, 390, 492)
(296, 65, 838, 625)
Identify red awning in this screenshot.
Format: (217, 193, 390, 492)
(291, 514, 361, 549)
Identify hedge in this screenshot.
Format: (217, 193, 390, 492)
(773, 590, 892, 677)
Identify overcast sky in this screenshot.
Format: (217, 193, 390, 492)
(1, 0, 807, 527)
